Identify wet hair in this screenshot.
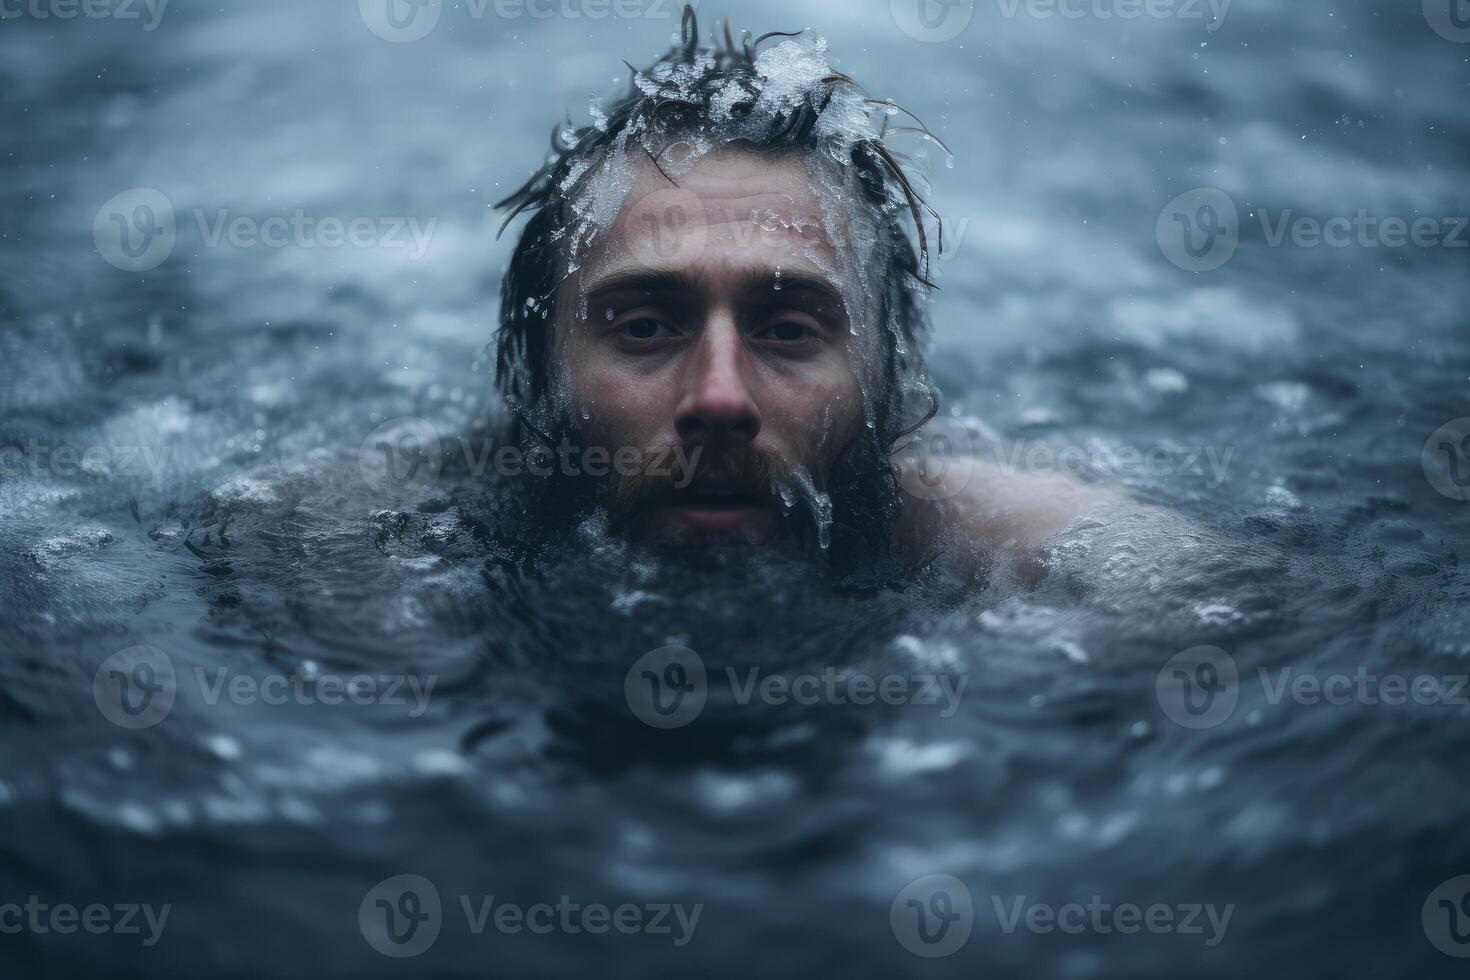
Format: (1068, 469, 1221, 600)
(492, 5, 945, 453)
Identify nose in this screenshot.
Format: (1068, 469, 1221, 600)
(674, 317, 762, 447)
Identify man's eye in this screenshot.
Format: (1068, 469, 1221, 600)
(760, 320, 811, 343)
(622, 317, 675, 340)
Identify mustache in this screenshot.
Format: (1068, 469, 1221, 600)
(609, 444, 789, 515)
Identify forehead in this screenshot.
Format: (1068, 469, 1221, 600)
(578, 147, 851, 289)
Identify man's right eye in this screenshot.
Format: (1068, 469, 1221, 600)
(621, 317, 676, 340)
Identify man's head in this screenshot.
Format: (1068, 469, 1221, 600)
(494, 8, 942, 567)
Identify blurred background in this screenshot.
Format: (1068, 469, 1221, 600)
(1, 1, 1468, 977)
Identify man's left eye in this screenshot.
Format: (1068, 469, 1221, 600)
(759, 321, 811, 342)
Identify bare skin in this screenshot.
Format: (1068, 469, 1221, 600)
(551, 147, 1110, 570)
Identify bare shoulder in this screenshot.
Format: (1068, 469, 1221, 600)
(892, 458, 1143, 574)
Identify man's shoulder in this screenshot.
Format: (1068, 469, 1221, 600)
(892, 458, 1134, 572)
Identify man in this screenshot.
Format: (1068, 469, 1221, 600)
(490, 9, 1108, 587)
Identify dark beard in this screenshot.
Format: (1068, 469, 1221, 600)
(482, 410, 909, 591)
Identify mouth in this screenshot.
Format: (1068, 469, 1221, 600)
(653, 482, 779, 537)
(677, 485, 766, 507)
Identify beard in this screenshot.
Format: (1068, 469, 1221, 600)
(489, 404, 908, 590)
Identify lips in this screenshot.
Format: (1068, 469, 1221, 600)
(654, 480, 779, 539)
(672, 484, 768, 509)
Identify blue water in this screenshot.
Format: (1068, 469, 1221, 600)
(2, 1, 1469, 977)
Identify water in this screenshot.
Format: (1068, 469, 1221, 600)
(2, 2, 1469, 977)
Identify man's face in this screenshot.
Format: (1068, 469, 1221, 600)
(550, 147, 868, 542)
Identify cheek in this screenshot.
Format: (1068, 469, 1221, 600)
(765, 365, 865, 460)
(563, 355, 674, 447)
